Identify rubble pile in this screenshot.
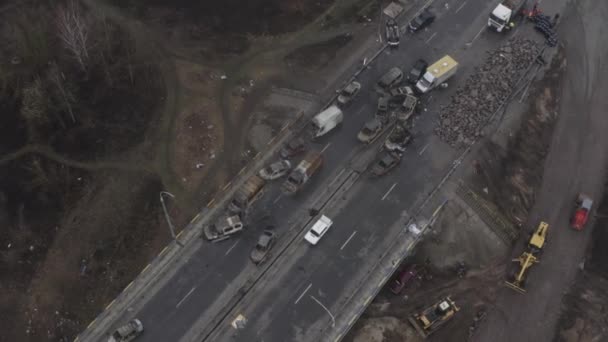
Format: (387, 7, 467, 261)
(435, 38, 540, 148)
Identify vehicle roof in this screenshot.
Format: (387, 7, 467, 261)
(312, 105, 343, 126)
(364, 118, 382, 130)
(581, 197, 593, 210)
(426, 55, 458, 78)
(311, 215, 332, 233)
(343, 81, 360, 93)
(269, 160, 289, 171)
(380, 67, 402, 82)
(492, 4, 511, 20)
(258, 232, 274, 246)
(380, 153, 397, 164)
(420, 9, 435, 19)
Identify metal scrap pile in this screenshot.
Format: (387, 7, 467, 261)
(435, 37, 540, 148)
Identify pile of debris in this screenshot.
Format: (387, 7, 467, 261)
(435, 38, 540, 148)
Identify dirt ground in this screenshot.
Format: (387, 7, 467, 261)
(0, 0, 386, 340)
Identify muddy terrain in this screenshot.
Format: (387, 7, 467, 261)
(0, 0, 378, 340)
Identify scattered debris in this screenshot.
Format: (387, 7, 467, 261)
(435, 37, 540, 148)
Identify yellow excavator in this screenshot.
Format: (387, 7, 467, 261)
(505, 221, 548, 293)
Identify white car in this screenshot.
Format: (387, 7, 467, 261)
(259, 160, 291, 180)
(108, 319, 143, 342)
(304, 215, 333, 245)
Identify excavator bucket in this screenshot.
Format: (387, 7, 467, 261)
(504, 280, 527, 294)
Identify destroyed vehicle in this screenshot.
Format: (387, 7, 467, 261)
(282, 151, 323, 194)
(385, 19, 400, 46)
(396, 95, 417, 122)
(384, 125, 412, 152)
(390, 264, 418, 295)
(409, 8, 436, 32)
(407, 59, 428, 84)
(310, 105, 343, 138)
(259, 160, 291, 180)
(377, 96, 389, 114)
(378, 67, 403, 89)
(108, 319, 143, 342)
(371, 151, 402, 177)
(357, 118, 383, 144)
(389, 85, 415, 103)
(408, 297, 459, 338)
(280, 137, 305, 159)
(227, 175, 266, 214)
(337, 81, 361, 106)
(250, 230, 276, 264)
(203, 215, 244, 242)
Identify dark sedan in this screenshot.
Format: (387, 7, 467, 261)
(408, 9, 436, 32)
(407, 59, 428, 84)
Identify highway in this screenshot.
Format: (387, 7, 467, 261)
(87, 0, 524, 341)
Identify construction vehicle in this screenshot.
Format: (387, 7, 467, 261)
(408, 296, 459, 338)
(282, 151, 323, 194)
(415, 55, 458, 94)
(227, 175, 266, 214)
(488, 0, 528, 32)
(505, 221, 548, 293)
(571, 193, 593, 231)
(203, 215, 244, 242)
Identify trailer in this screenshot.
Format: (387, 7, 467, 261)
(282, 151, 323, 194)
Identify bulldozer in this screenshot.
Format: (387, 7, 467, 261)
(505, 221, 548, 293)
(408, 296, 459, 338)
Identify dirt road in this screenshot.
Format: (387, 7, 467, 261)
(474, 0, 608, 341)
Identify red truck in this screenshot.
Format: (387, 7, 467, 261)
(571, 193, 593, 230)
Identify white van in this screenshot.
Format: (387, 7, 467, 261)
(311, 105, 343, 138)
(304, 215, 333, 245)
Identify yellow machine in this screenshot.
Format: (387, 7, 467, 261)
(505, 221, 549, 293)
(408, 296, 459, 338)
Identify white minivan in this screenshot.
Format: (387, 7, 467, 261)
(304, 215, 333, 245)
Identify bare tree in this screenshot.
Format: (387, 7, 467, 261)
(47, 62, 76, 123)
(56, 0, 89, 71)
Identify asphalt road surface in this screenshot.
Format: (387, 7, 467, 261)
(93, 0, 538, 341)
(474, 0, 608, 341)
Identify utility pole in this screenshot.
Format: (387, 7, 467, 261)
(160, 191, 184, 247)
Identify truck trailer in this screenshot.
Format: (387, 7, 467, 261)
(415, 55, 458, 94)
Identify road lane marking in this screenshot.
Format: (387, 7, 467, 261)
(273, 195, 282, 204)
(105, 299, 116, 310)
(190, 213, 201, 224)
(425, 32, 437, 44)
(419, 143, 430, 155)
(176, 286, 196, 308)
(237, 166, 246, 175)
(329, 169, 345, 186)
(295, 283, 312, 304)
(468, 26, 485, 46)
(455, 0, 467, 13)
(310, 295, 336, 327)
(341, 231, 358, 250)
(381, 183, 397, 201)
(225, 241, 239, 256)
(321, 142, 332, 153)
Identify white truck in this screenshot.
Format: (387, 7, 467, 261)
(488, 0, 528, 32)
(415, 55, 458, 94)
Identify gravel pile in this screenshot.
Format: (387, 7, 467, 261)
(435, 38, 541, 148)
